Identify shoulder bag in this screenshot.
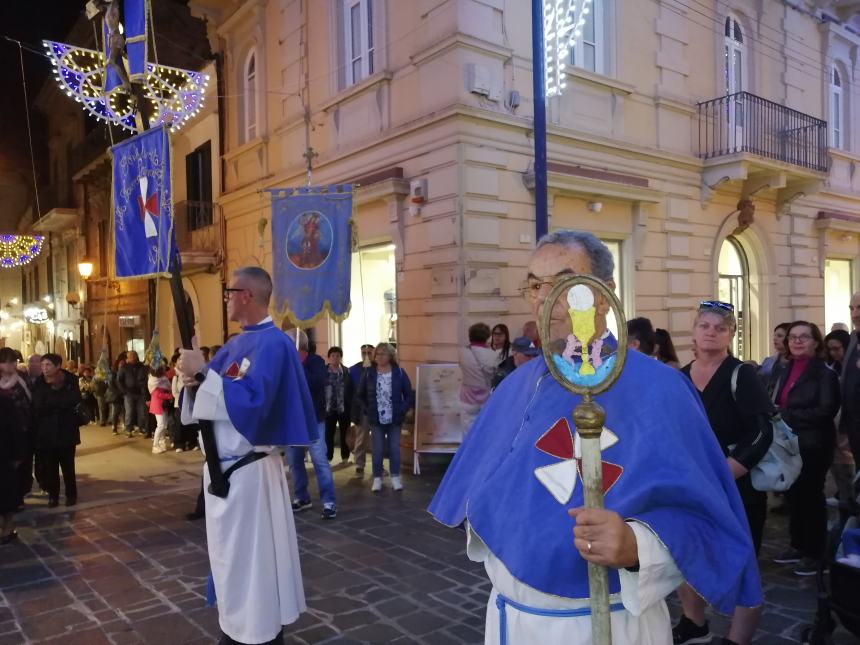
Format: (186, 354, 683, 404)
(730, 364, 802, 492)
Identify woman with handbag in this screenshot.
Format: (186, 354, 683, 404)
(32, 353, 84, 508)
(673, 301, 774, 645)
(769, 321, 841, 576)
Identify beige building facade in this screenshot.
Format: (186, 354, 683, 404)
(188, 0, 860, 373)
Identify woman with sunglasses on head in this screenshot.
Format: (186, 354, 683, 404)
(673, 300, 774, 645)
(768, 322, 840, 577)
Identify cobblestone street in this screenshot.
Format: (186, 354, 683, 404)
(0, 426, 855, 644)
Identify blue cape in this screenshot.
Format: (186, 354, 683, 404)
(428, 351, 762, 614)
(207, 320, 318, 446)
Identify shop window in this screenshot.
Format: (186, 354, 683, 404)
(718, 236, 749, 360)
(825, 258, 853, 332)
(340, 243, 396, 366)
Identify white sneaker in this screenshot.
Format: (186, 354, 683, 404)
(152, 446, 166, 454)
(175, 448, 184, 453)
(391, 476, 403, 491)
(371, 477, 382, 493)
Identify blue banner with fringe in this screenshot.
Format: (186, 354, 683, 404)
(271, 185, 353, 326)
(112, 126, 176, 278)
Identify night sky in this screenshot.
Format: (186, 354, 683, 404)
(0, 2, 86, 174)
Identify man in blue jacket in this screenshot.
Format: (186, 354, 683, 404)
(286, 330, 338, 519)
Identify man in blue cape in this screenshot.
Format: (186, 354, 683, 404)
(428, 231, 762, 644)
(177, 266, 318, 645)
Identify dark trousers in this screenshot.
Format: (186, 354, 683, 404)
(81, 394, 98, 424)
(325, 411, 351, 461)
(16, 434, 34, 503)
(109, 400, 123, 430)
(788, 444, 833, 559)
(40, 446, 77, 501)
(123, 394, 148, 433)
(171, 409, 198, 449)
(94, 394, 108, 425)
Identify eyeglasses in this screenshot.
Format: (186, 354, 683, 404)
(223, 288, 249, 302)
(699, 300, 734, 312)
(788, 334, 813, 342)
(519, 276, 570, 302)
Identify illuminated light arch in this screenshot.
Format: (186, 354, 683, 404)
(0, 235, 45, 269)
(43, 40, 209, 133)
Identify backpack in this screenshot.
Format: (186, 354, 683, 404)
(730, 364, 802, 492)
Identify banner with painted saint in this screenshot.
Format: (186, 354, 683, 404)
(271, 185, 353, 326)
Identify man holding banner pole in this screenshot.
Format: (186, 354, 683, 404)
(177, 267, 318, 645)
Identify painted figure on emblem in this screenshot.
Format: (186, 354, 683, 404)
(552, 283, 617, 387)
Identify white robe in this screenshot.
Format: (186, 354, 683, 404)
(184, 369, 306, 644)
(467, 521, 683, 645)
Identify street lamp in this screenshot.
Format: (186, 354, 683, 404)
(78, 259, 94, 280)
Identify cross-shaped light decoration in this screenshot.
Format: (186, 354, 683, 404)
(544, 0, 593, 97)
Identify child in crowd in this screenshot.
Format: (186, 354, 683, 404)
(147, 367, 174, 454)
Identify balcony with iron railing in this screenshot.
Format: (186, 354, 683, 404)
(173, 200, 224, 272)
(697, 92, 828, 204)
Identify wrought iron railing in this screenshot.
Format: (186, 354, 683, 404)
(698, 92, 828, 172)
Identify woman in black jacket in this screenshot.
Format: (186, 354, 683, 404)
(769, 321, 841, 576)
(675, 301, 774, 645)
(32, 354, 84, 508)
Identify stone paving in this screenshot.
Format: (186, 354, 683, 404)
(0, 434, 857, 644)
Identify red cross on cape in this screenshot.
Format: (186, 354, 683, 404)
(534, 418, 623, 505)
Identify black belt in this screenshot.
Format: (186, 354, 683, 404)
(207, 451, 269, 496)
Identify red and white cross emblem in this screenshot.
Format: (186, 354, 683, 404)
(137, 177, 159, 239)
(533, 418, 623, 505)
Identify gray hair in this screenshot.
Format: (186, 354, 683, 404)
(284, 328, 309, 351)
(375, 342, 398, 364)
(234, 266, 273, 306)
(535, 230, 615, 282)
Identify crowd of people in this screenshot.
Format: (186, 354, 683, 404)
(0, 333, 416, 544)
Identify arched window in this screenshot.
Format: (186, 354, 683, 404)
(724, 15, 744, 96)
(718, 236, 749, 360)
(831, 67, 844, 149)
(243, 48, 258, 143)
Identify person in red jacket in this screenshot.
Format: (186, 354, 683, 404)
(147, 367, 174, 454)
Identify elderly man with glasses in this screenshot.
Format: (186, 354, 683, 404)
(429, 230, 762, 645)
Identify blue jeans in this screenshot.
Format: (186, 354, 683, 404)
(371, 423, 401, 478)
(288, 422, 336, 507)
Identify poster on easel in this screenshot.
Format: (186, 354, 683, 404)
(413, 363, 467, 474)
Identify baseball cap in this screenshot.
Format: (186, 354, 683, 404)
(511, 336, 540, 357)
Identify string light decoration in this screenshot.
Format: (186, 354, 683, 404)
(0, 235, 44, 269)
(544, 0, 593, 97)
(43, 40, 209, 133)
